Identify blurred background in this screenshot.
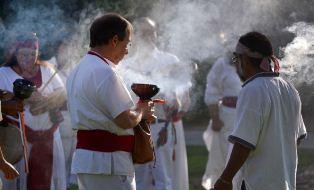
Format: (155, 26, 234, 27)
(1, 0, 314, 189)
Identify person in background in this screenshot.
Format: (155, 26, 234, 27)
(66, 13, 155, 190)
(48, 35, 78, 187)
(0, 32, 67, 190)
(212, 31, 307, 190)
(202, 51, 242, 189)
(121, 17, 191, 190)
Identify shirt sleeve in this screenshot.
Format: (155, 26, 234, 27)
(96, 71, 134, 119)
(297, 115, 307, 141)
(229, 85, 267, 150)
(204, 58, 224, 105)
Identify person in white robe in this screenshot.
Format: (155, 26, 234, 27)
(202, 55, 242, 190)
(170, 85, 191, 190)
(120, 17, 191, 190)
(48, 38, 77, 187)
(0, 32, 66, 190)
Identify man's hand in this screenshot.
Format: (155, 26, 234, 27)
(1, 98, 24, 118)
(211, 178, 232, 190)
(208, 104, 223, 131)
(211, 118, 224, 132)
(157, 125, 168, 147)
(137, 100, 155, 123)
(0, 160, 19, 180)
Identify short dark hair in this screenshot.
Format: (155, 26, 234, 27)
(239, 31, 273, 69)
(89, 13, 131, 48)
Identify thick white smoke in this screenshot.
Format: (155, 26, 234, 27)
(281, 22, 314, 86)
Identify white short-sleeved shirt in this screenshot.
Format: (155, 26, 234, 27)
(204, 57, 242, 105)
(229, 73, 307, 190)
(66, 53, 135, 176)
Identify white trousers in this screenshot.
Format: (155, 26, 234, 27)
(135, 122, 174, 190)
(77, 173, 136, 190)
(171, 120, 189, 190)
(202, 106, 242, 190)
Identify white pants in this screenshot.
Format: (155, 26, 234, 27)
(77, 173, 136, 190)
(171, 120, 189, 190)
(135, 122, 174, 190)
(202, 106, 242, 190)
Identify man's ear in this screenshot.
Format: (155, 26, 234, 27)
(111, 35, 119, 48)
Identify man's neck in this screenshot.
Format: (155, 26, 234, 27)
(90, 47, 116, 64)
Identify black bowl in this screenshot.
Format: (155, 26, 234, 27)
(131, 83, 159, 100)
(13, 79, 36, 99)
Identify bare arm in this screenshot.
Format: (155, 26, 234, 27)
(28, 88, 66, 115)
(113, 108, 143, 129)
(208, 104, 224, 131)
(113, 100, 155, 129)
(213, 142, 251, 189)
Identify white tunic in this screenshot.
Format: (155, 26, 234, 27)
(202, 57, 242, 190)
(66, 54, 135, 178)
(121, 47, 186, 190)
(229, 73, 307, 190)
(0, 65, 66, 190)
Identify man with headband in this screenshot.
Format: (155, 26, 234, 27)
(212, 32, 307, 190)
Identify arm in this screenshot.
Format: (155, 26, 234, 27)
(208, 104, 224, 131)
(1, 97, 24, 118)
(28, 88, 66, 115)
(113, 100, 154, 129)
(213, 142, 251, 189)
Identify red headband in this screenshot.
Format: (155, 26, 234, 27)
(235, 42, 280, 73)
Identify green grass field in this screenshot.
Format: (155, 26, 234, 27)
(69, 146, 314, 190)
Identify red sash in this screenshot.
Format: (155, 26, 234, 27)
(76, 130, 134, 152)
(26, 124, 59, 190)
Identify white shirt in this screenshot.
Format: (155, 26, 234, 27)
(229, 73, 307, 190)
(204, 57, 242, 105)
(66, 53, 135, 176)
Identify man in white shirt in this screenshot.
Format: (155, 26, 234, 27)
(213, 32, 307, 190)
(66, 13, 155, 190)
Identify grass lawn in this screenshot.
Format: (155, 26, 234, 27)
(68, 146, 314, 190)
